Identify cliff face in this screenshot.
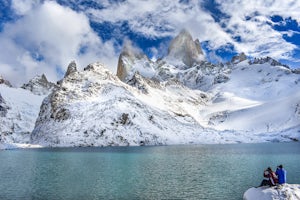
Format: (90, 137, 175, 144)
(166, 29, 205, 67)
(116, 43, 156, 82)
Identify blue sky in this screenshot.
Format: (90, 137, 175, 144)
(0, 0, 300, 85)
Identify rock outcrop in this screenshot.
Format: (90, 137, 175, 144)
(166, 29, 205, 67)
(231, 52, 247, 64)
(21, 74, 56, 95)
(250, 57, 289, 68)
(0, 93, 9, 117)
(64, 61, 78, 77)
(0, 75, 12, 87)
(116, 41, 155, 82)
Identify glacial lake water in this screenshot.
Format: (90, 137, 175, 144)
(0, 143, 299, 200)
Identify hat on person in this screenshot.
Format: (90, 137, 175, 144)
(267, 167, 272, 171)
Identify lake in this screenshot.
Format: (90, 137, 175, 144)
(0, 142, 299, 200)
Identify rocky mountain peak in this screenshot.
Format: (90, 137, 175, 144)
(166, 29, 205, 67)
(0, 75, 12, 87)
(116, 52, 131, 82)
(231, 52, 247, 64)
(117, 41, 154, 82)
(21, 74, 56, 95)
(64, 61, 77, 77)
(250, 57, 288, 68)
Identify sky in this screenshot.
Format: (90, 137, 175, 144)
(0, 0, 300, 86)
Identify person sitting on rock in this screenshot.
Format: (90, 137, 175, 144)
(260, 167, 278, 187)
(276, 164, 287, 184)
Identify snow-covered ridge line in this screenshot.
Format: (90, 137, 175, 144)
(1, 29, 300, 148)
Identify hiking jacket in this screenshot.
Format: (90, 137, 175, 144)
(276, 168, 287, 184)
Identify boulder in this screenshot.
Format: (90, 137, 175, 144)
(243, 184, 300, 200)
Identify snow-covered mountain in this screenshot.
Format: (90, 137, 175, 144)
(0, 75, 53, 145)
(31, 62, 220, 147)
(21, 74, 57, 95)
(116, 30, 300, 142)
(1, 30, 300, 148)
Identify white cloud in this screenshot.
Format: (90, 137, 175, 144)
(85, 0, 235, 55)
(1, 0, 300, 86)
(84, 1, 254, 55)
(0, 1, 118, 86)
(11, 0, 41, 15)
(84, 0, 299, 61)
(215, 0, 299, 59)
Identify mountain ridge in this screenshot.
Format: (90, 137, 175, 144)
(1, 30, 300, 148)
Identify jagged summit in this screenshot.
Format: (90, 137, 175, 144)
(21, 74, 56, 95)
(250, 56, 288, 68)
(64, 61, 77, 78)
(117, 41, 156, 82)
(1, 29, 300, 148)
(231, 52, 247, 64)
(166, 29, 205, 67)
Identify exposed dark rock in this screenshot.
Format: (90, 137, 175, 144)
(292, 68, 300, 74)
(116, 42, 150, 82)
(50, 107, 70, 122)
(250, 57, 289, 68)
(65, 61, 77, 77)
(214, 74, 230, 84)
(0, 75, 12, 87)
(127, 72, 148, 94)
(231, 52, 247, 64)
(167, 29, 205, 67)
(0, 94, 9, 117)
(21, 74, 56, 95)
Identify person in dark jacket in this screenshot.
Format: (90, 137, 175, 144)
(276, 165, 287, 184)
(260, 167, 278, 187)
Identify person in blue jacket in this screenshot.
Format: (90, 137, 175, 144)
(276, 164, 287, 184)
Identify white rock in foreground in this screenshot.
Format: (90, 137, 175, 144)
(243, 184, 300, 200)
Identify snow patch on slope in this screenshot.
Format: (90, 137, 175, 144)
(0, 85, 45, 144)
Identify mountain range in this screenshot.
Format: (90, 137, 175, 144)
(1, 30, 300, 148)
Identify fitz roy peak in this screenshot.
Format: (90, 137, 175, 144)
(166, 29, 205, 67)
(1, 29, 300, 148)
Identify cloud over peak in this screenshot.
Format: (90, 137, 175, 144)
(0, 0, 299, 85)
(0, 1, 118, 86)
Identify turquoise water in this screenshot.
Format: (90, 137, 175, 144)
(0, 143, 299, 200)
